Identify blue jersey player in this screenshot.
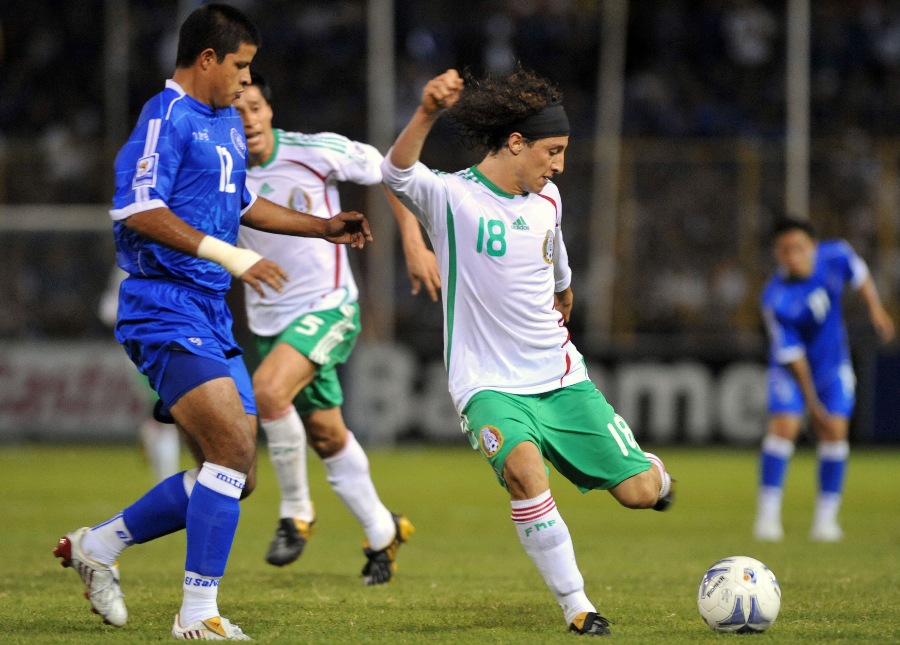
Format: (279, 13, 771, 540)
(754, 217, 893, 543)
(53, 5, 371, 640)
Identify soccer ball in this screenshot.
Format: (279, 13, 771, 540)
(697, 556, 781, 633)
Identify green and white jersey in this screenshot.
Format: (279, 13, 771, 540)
(381, 155, 588, 413)
(239, 129, 383, 336)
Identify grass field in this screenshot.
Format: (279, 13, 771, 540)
(1, 443, 898, 643)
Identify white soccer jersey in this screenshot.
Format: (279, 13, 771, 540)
(381, 155, 588, 412)
(239, 129, 384, 336)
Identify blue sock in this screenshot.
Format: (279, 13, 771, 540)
(122, 470, 196, 544)
(818, 440, 849, 495)
(185, 463, 245, 577)
(760, 434, 794, 489)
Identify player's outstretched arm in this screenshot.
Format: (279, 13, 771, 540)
(242, 197, 373, 249)
(857, 276, 896, 343)
(389, 69, 464, 170)
(124, 207, 288, 296)
(382, 185, 440, 301)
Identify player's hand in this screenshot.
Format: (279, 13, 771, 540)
(871, 307, 896, 343)
(323, 211, 374, 249)
(240, 258, 289, 297)
(422, 69, 463, 115)
(808, 401, 831, 436)
(403, 244, 441, 301)
(554, 287, 574, 324)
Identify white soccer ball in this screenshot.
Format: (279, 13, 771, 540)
(697, 556, 781, 633)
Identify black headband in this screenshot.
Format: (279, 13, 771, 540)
(506, 103, 570, 139)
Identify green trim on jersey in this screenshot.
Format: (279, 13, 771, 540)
(445, 202, 457, 368)
(469, 165, 516, 199)
(256, 129, 282, 169)
(278, 130, 349, 155)
(257, 130, 351, 170)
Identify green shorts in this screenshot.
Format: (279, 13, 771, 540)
(254, 303, 360, 416)
(461, 380, 651, 492)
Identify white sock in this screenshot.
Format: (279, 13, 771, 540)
(180, 572, 220, 626)
(762, 433, 796, 458)
(511, 490, 595, 625)
(82, 513, 134, 566)
(643, 452, 671, 499)
(757, 487, 784, 525)
(813, 440, 848, 527)
(323, 431, 394, 549)
(813, 493, 842, 528)
(140, 418, 181, 482)
(262, 407, 314, 522)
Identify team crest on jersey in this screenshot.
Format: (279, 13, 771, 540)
(132, 153, 159, 189)
(230, 128, 247, 159)
(542, 230, 554, 264)
(289, 186, 312, 213)
(479, 425, 504, 457)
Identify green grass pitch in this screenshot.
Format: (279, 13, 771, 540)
(1, 443, 898, 643)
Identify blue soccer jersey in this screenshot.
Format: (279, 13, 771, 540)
(110, 80, 257, 294)
(761, 239, 869, 415)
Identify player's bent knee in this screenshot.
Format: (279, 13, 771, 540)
(503, 445, 550, 499)
(610, 472, 658, 509)
(252, 377, 289, 416)
(202, 427, 257, 474)
(233, 438, 258, 472)
(305, 422, 347, 458)
(308, 435, 344, 458)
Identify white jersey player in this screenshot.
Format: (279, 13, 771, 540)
(381, 67, 675, 637)
(237, 129, 370, 336)
(377, 163, 588, 411)
(234, 74, 439, 584)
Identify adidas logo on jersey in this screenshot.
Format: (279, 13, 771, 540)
(512, 216, 530, 230)
(258, 182, 275, 195)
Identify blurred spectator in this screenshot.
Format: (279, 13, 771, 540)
(0, 0, 896, 345)
(722, 0, 779, 68)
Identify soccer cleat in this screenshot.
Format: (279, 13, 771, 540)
(753, 517, 785, 542)
(171, 614, 251, 640)
(361, 513, 415, 586)
(53, 527, 128, 627)
(265, 517, 315, 567)
(653, 476, 676, 512)
(569, 611, 611, 636)
(810, 522, 843, 542)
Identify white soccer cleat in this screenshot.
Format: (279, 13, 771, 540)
(753, 518, 784, 542)
(53, 527, 128, 627)
(171, 614, 252, 640)
(810, 522, 843, 542)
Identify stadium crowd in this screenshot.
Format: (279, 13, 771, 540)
(0, 0, 897, 346)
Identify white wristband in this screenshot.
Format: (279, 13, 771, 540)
(196, 235, 263, 278)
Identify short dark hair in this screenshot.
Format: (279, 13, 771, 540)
(771, 216, 816, 242)
(249, 71, 273, 103)
(175, 3, 261, 68)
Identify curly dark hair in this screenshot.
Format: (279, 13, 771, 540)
(445, 64, 563, 155)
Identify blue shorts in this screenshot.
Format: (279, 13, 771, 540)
(115, 276, 256, 417)
(767, 362, 855, 417)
